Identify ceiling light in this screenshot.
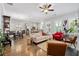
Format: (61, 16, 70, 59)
(44, 9, 48, 14)
(39, 3, 54, 14)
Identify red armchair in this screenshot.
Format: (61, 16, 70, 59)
(53, 32, 64, 41)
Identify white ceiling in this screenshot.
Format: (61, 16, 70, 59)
(2, 3, 79, 21)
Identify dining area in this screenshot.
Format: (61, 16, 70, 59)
(0, 30, 26, 55)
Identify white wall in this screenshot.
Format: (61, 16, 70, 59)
(32, 10, 79, 34)
(10, 18, 41, 31)
(10, 18, 26, 31)
(0, 7, 1, 29)
(0, 4, 3, 31)
(53, 11, 78, 21)
(47, 11, 79, 34)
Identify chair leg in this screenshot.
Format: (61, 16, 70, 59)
(73, 44, 76, 48)
(74, 41, 77, 48)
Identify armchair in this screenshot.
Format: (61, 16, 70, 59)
(1, 33, 11, 47)
(64, 36, 77, 48)
(53, 32, 64, 41)
(47, 40, 67, 56)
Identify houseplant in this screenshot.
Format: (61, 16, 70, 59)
(63, 20, 77, 33)
(0, 29, 5, 55)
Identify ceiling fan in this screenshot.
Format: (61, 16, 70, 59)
(39, 4, 54, 14)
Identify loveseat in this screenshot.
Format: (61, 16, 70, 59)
(30, 32, 52, 44)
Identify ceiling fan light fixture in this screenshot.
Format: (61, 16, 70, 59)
(39, 3, 54, 14)
(44, 9, 48, 14)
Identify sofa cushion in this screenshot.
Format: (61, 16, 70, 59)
(42, 32, 47, 36)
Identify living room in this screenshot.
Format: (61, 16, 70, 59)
(0, 3, 79, 56)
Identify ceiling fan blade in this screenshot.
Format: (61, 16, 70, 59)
(39, 6, 44, 9)
(48, 9, 54, 11)
(48, 4, 52, 8)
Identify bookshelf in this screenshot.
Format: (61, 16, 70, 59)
(3, 15, 10, 33)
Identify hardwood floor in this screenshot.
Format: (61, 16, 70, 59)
(4, 35, 47, 56)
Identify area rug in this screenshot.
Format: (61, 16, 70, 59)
(37, 40, 54, 52)
(37, 41, 47, 52)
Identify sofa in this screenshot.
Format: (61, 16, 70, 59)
(30, 32, 52, 44)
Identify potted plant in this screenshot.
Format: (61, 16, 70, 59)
(0, 29, 5, 56)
